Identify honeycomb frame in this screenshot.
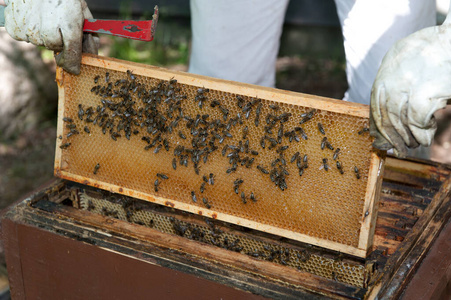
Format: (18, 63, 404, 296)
(54, 54, 385, 258)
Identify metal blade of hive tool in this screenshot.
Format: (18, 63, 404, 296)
(0, 5, 159, 41)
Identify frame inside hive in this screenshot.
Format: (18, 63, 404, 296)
(54, 54, 385, 258)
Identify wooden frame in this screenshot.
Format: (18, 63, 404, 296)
(54, 54, 385, 258)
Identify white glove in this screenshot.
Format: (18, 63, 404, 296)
(370, 22, 451, 157)
(4, 0, 98, 74)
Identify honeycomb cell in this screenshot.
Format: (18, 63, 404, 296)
(79, 192, 366, 287)
(59, 63, 375, 251)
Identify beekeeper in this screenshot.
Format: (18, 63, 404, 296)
(2, 0, 450, 157)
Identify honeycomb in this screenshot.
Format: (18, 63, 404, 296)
(79, 192, 367, 287)
(56, 57, 378, 255)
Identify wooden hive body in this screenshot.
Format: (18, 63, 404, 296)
(54, 54, 385, 257)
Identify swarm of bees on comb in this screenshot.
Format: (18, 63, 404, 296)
(60, 69, 369, 210)
(59, 66, 372, 250)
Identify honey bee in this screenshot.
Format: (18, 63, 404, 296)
(358, 127, 370, 135)
(323, 158, 329, 171)
(78, 104, 84, 120)
(191, 191, 197, 203)
(318, 123, 326, 135)
(93, 163, 100, 174)
(241, 191, 247, 204)
(209, 173, 215, 185)
(257, 165, 269, 174)
(354, 166, 361, 179)
(333, 148, 341, 160)
(291, 152, 300, 163)
(154, 179, 160, 192)
(157, 173, 168, 180)
(250, 192, 257, 202)
(59, 143, 71, 149)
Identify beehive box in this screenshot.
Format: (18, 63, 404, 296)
(54, 54, 385, 258)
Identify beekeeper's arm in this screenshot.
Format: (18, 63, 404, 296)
(2, 0, 98, 74)
(370, 8, 451, 157)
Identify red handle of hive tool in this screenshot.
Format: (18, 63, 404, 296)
(83, 6, 158, 41)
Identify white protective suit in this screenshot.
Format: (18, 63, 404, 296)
(189, 0, 436, 105)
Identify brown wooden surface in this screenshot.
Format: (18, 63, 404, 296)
(2, 156, 451, 299)
(3, 220, 267, 300)
(401, 216, 451, 299)
(3, 197, 363, 300)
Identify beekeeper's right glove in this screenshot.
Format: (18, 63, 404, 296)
(4, 0, 98, 74)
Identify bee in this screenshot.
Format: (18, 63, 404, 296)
(299, 168, 304, 176)
(321, 137, 327, 150)
(296, 157, 303, 169)
(255, 103, 262, 127)
(278, 124, 283, 142)
(269, 104, 279, 110)
(245, 109, 251, 119)
(303, 154, 308, 168)
(222, 145, 228, 157)
(172, 158, 177, 170)
(93, 163, 100, 174)
(59, 143, 71, 149)
(78, 104, 84, 120)
(202, 197, 211, 209)
(210, 100, 220, 108)
(157, 173, 168, 180)
(62, 117, 73, 123)
(333, 148, 341, 160)
(111, 132, 121, 141)
(241, 191, 247, 204)
(354, 166, 361, 179)
(250, 150, 259, 156)
(236, 95, 244, 108)
(154, 144, 162, 154)
(291, 152, 300, 163)
(323, 158, 329, 171)
(219, 106, 229, 121)
(200, 182, 206, 193)
(299, 109, 316, 124)
(209, 173, 215, 185)
(242, 126, 248, 140)
(197, 87, 209, 94)
(191, 191, 197, 203)
(105, 72, 110, 82)
(250, 192, 257, 202)
(154, 179, 160, 192)
(127, 70, 136, 80)
(326, 140, 334, 151)
(94, 75, 100, 83)
(58, 135, 62, 140)
(318, 123, 326, 135)
(260, 137, 265, 149)
(257, 165, 269, 174)
(179, 131, 186, 140)
(358, 127, 370, 135)
(84, 126, 90, 134)
(336, 161, 344, 174)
